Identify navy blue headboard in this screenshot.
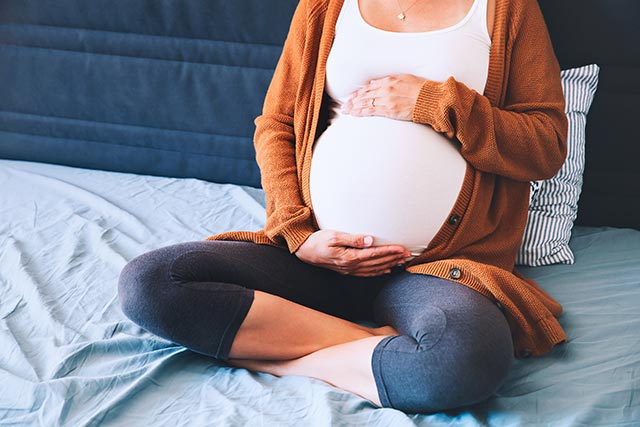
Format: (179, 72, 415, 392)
(0, 0, 298, 188)
(1, 1, 638, 229)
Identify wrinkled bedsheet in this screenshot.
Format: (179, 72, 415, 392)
(1, 159, 639, 426)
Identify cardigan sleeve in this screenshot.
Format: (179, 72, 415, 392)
(412, 0, 568, 182)
(252, 0, 317, 253)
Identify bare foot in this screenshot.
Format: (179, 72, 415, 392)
(227, 335, 391, 407)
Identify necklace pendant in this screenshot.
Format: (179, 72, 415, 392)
(397, 12, 406, 20)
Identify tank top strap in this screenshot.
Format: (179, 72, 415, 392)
(334, 0, 354, 35)
(465, 0, 491, 41)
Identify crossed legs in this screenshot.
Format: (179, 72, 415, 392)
(226, 290, 397, 406)
(118, 240, 514, 413)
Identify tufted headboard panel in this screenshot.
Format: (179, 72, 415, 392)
(0, 0, 298, 188)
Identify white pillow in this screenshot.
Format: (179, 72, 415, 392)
(516, 64, 600, 266)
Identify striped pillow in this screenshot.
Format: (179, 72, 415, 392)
(516, 64, 600, 266)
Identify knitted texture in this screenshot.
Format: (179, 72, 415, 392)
(206, 0, 569, 358)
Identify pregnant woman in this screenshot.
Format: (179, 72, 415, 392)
(118, 0, 568, 413)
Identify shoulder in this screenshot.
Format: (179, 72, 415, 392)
(294, 0, 332, 14)
(289, 0, 334, 24)
(500, 0, 541, 11)
(501, 0, 545, 22)
(496, 0, 548, 40)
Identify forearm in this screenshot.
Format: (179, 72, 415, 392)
(254, 115, 316, 253)
(412, 0, 568, 182)
(413, 77, 567, 181)
(251, 0, 317, 253)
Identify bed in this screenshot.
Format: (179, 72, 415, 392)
(1, 0, 639, 426)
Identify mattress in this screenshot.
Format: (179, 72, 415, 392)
(1, 159, 638, 426)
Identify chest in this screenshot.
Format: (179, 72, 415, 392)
(357, 0, 494, 38)
(325, 0, 492, 101)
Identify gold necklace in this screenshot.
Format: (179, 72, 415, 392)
(394, 0, 420, 20)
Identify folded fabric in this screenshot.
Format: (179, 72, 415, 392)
(517, 64, 600, 266)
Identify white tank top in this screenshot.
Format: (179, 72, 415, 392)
(309, 0, 491, 257)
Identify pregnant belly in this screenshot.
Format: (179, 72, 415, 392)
(309, 115, 467, 257)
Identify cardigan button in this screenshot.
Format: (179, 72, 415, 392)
(449, 267, 462, 280)
(448, 214, 460, 226)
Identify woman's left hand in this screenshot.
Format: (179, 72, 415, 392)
(341, 74, 426, 121)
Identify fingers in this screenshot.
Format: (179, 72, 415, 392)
(334, 258, 404, 276)
(327, 231, 408, 257)
(341, 74, 424, 121)
(327, 230, 374, 249)
(342, 256, 406, 277)
(306, 230, 412, 277)
(345, 250, 407, 269)
(342, 86, 379, 117)
(348, 263, 404, 277)
(331, 245, 410, 277)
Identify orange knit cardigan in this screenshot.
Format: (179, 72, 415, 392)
(206, 0, 569, 358)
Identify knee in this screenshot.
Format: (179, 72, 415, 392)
(117, 250, 168, 327)
(381, 342, 513, 414)
(433, 340, 513, 410)
(376, 324, 514, 413)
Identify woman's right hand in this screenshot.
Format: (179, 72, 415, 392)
(294, 230, 411, 277)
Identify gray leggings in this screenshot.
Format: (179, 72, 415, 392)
(118, 240, 513, 413)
